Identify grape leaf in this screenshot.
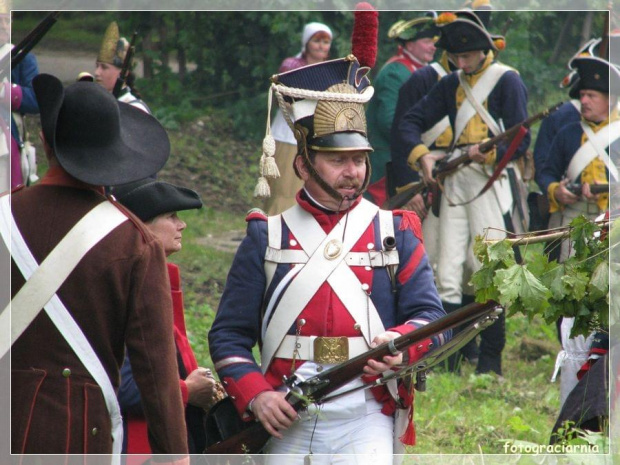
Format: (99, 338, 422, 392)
(493, 264, 551, 313)
(588, 260, 609, 301)
(487, 240, 516, 265)
(561, 268, 589, 301)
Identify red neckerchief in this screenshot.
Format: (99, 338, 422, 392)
(296, 189, 363, 232)
(39, 165, 105, 195)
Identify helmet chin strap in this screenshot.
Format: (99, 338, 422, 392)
(299, 142, 372, 205)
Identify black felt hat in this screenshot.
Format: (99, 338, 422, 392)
(568, 56, 620, 98)
(33, 73, 170, 186)
(111, 178, 203, 222)
(435, 10, 503, 54)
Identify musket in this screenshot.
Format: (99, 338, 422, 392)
(566, 183, 609, 196)
(112, 31, 138, 98)
(205, 299, 501, 454)
(383, 101, 564, 211)
(10, 11, 61, 69)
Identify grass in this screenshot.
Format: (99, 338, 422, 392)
(411, 313, 561, 454)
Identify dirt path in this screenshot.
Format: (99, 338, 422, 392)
(35, 47, 145, 84)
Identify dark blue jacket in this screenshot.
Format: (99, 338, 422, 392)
(533, 101, 581, 190)
(391, 64, 442, 188)
(399, 63, 530, 165)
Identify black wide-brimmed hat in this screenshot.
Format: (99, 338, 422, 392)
(434, 10, 504, 54)
(111, 178, 202, 222)
(568, 55, 620, 98)
(33, 73, 170, 186)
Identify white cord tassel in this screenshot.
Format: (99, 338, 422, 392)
(261, 86, 280, 179)
(262, 135, 279, 178)
(253, 174, 271, 199)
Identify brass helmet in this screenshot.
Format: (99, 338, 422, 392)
(254, 55, 375, 202)
(97, 21, 129, 68)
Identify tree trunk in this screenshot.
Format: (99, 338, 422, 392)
(549, 13, 575, 65)
(581, 11, 594, 44)
(175, 15, 187, 82)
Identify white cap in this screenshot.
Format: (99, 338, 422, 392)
(299, 22, 333, 56)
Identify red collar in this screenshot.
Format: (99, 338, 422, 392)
(296, 189, 363, 230)
(39, 165, 105, 195)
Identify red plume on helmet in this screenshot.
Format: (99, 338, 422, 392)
(351, 2, 378, 69)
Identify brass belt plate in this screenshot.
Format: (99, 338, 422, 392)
(314, 336, 349, 363)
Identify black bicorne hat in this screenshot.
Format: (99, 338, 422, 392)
(112, 178, 202, 222)
(434, 10, 503, 54)
(568, 55, 620, 98)
(388, 12, 439, 43)
(33, 73, 170, 186)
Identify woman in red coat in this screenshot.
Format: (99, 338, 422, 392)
(113, 179, 226, 459)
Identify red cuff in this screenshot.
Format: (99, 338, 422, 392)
(179, 379, 189, 405)
(222, 372, 273, 417)
(11, 83, 23, 110)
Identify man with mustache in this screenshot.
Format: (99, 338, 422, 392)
(537, 54, 620, 408)
(209, 56, 449, 462)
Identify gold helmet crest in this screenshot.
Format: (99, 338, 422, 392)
(97, 22, 129, 68)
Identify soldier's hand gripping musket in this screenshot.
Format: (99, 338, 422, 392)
(385, 102, 564, 211)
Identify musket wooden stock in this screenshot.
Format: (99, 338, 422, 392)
(384, 102, 564, 210)
(205, 299, 499, 454)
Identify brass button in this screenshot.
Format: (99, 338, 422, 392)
(353, 323, 361, 331)
(62, 368, 71, 378)
(91, 427, 98, 436)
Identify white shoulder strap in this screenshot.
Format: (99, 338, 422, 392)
(567, 121, 620, 182)
(0, 197, 127, 461)
(453, 64, 510, 144)
(260, 201, 379, 371)
(430, 61, 448, 78)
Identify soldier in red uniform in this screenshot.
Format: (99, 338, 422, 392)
(208, 56, 449, 463)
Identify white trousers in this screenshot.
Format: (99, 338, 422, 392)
(264, 363, 394, 464)
(436, 164, 510, 304)
(264, 403, 394, 465)
(555, 317, 594, 408)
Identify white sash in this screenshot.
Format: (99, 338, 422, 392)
(430, 61, 448, 79)
(420, 63, 450, 148)
(0, 197, 127, 461)
(260, 200, 383, 371)
(566, 121, 620, 182)
(453, 64, 511, 145)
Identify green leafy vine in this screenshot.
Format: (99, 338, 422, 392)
(471, 215, 614, 339)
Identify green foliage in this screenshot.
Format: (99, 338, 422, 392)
(472, 216, 611, 339)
